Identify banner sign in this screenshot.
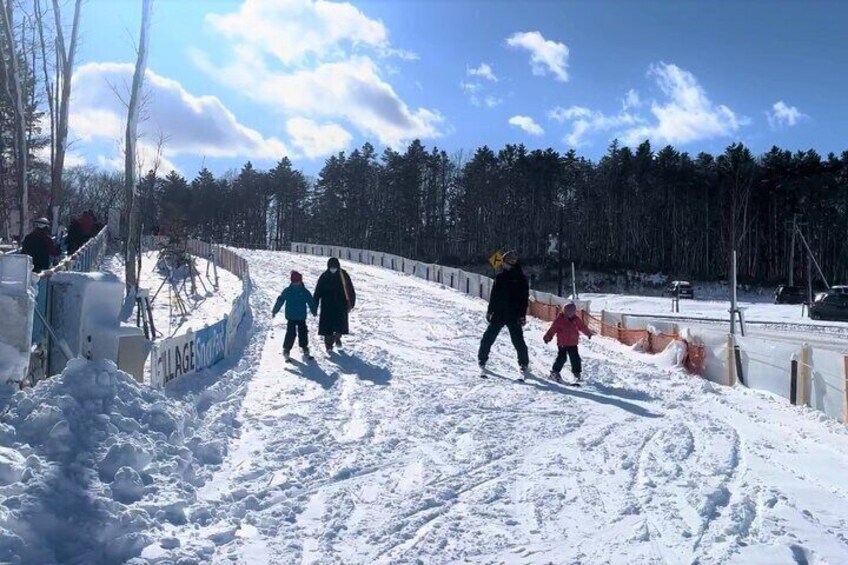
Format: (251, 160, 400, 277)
(195, 318, 228, 371)
(151, 330, 196, 388)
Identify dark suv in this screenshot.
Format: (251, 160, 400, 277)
(809, 292, 848, 321)
(665, 280, 694, 299)
(774, 285, 805, 305)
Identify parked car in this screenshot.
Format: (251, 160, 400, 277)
(774, 285, 806, 304)
(828, 285, 848, 295)
(809, 292, 848, 321)
(665, 280, 694, 299)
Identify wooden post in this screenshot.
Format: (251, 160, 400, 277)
(798, 344, 811, 407)
(790, 359, 798, 406)
(734, 344, 744, 386)
(727, 335, 736, 386)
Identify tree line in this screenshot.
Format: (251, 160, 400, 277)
(61, 138, 844, 287)
(1, 0, 845, 286)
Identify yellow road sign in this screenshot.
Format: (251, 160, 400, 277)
(488, 250, 504, 270)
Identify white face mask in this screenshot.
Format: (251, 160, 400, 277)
(329, 268, 338, 274)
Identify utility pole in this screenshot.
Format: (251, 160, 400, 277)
(788, 214, 797, 286)
(806, 252, 813, 306)
(729, 249, 745, 336)
(796, 226, 829, 289)
(730, 249, 738, 335)
(557, 206, 564, 297)
(571, 261, 577, 300)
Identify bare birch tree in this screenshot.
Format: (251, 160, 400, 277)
(0, 0, 29, 239)
(45, 0, 82, 231)
(124, 0, 152, 295)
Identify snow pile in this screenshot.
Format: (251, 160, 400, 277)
(654, 339, 688, 368)
(0, 359, 210, 564)
(0, 341, 28, 385)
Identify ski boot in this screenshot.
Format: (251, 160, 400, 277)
(549, 371, 564, 384)
(302, 347, 313, 361)
(283, 349, 291, 362)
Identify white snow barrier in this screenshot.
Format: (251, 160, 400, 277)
(0, 254, 35, 384)
(46, 271, 148, 379)
(148, 242, 250, 388)
(28, 226, 111, 383)
(621, 314, 848, 424)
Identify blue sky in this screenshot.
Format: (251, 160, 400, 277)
(68, 0, 848, 176)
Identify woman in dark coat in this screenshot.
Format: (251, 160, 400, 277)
(314, 257, 356, 352)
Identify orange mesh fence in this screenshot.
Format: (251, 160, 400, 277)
(619, 327, 648, 347)
(651, 333, 679, 354)
(528, 301, 560, 322)
(685, 343, 705, 374)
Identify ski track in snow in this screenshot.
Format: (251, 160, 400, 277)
(153, 250, 848, 564)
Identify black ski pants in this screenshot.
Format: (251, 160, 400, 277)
(552, 346, 581, 375)
(283, 320, 309, 351)
(478, 318, 529, 367)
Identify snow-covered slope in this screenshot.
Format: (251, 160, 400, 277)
(3, 250, 848, 564)
(155, 251, 848, 563)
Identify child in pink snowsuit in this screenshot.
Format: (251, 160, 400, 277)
(543, 303, 593, 383)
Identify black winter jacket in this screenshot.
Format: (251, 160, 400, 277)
(314, 269, 356, 335)
(487, 264, 529, 323)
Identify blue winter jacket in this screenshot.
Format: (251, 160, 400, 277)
(272, 284, 318, 321)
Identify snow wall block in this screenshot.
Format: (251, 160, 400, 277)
(0, 254, 35, 383)
(48, 272, 148, 377)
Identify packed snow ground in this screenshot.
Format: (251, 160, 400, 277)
(157, 252, 848, 563)
(2, 251, 848, 563)
(103, 251, 242, 337)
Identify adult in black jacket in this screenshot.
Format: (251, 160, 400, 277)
(314, 257, 356, 352)
(21, 218, 60, 272)
(478, 250, 530, 371)
(65, 218, 84, 255)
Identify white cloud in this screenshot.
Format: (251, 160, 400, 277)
(34, 142, 87, 168)
(767, 100, 806, 128)
(508, 115, 544, 136)
(70, 62, 291, 166)
(460, 81, 483, 106)
(623, 89, 640, 111)
(506, 31, 569, 82)
(468, 63, 498, 82)
(620, 63, 747, 145)
(460, 80, 502, 108)
(286, 117, 352, 158)
(547, 63, 746, 148)
(97, 143, 182, 176)
(549, 105, 642, 147)
(206, 0, 388, 65)
(197, 1, 440, 148)
(195, 51, 442, 147)
(484, 95, 503, 108)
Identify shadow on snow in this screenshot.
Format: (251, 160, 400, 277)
(327, 351, 392, 386)
(287, 358, 338, 390)
(484, 371, 662, 419)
